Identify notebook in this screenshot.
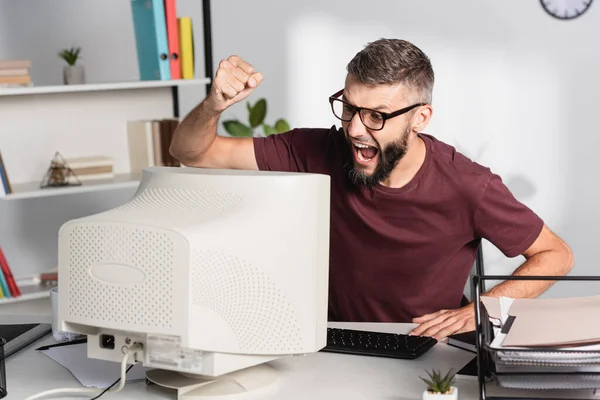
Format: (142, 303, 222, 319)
(447, 331, 477, 353)
(0, 323, 51, 357)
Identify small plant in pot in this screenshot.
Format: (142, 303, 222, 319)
(58, 46, 85, 85)
(420, 368, 458, 400)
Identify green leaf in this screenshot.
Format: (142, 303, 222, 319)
(421, 369, 455, 393)
(274, 118, 291, 133)
(419, 377, 434, 388)
(246, 101, 252, 113)
(262, 124, 278, 136)
(58, 46, 81, 66)
(249, 98, 267, 128)
(223, 120, 252, 137)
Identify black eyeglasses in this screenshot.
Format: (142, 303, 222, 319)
(328, 89, 425, 131)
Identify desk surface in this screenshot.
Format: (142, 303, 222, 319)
(3, 317, 598, 400)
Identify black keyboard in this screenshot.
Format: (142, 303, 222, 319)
(322, 327, 437, 359)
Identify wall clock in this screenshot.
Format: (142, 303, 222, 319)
(540, 0, 593, 20)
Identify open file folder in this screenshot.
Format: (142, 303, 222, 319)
(480, 295, 600, 390)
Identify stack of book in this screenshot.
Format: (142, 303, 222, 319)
(0, 60, 32, 88)
(64, 155, 115, 183)
(130, 0, 194, 81)
(0, 246, 21, 300)
(127, 118, 181, 174)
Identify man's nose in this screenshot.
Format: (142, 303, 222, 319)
(347, 111, 367, 136)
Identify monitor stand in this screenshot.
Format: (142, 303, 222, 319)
(145, 363, 281, 399)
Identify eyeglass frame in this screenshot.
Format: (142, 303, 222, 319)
(328, 89, 426, 131)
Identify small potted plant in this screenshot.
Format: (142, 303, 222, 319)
(58, 46, 85, 85)
(419, 368, 458, 400)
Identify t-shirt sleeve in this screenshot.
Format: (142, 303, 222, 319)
(253, 128, 332, 173)
(473, 173, 544, 257)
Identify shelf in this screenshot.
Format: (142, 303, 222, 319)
(0, 277, 52, 305)
(0, 77, 211, 97)
(2, 173, 141, 200)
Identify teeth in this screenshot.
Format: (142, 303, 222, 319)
(353, 142, 371, 149)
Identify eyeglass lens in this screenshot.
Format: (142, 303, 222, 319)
(331, 99, 384, 130)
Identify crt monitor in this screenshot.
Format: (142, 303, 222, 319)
(55, 166, 331, 397)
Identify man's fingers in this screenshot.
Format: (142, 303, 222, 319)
(227, 55, 254, 75)
(216, 58, 262, 97)
(217, 79, 238, 100)
(247, 72, 263, 88)
(412, 309, 445, 324)
(410, 313, 448, 336)
(414, 317, 457, 339)
(228, 64, 251, 86)
(209, 56, 262, 112)
(215, 69, 246, 97)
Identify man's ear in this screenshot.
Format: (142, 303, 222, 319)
(411, 104, 433, 132)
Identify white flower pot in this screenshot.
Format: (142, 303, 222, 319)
(63, 65, 85, 85)
(422, 386, 458, 400)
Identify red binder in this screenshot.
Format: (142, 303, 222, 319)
(164, 0, 181, 79)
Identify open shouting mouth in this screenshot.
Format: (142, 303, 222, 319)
(351, 139, 379, 165)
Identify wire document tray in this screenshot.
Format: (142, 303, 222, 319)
(473, 275, 600, 400)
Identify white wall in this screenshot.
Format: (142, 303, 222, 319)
(1, 0, 598, 296)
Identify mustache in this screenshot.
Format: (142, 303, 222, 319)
(347, 135, 380, 149)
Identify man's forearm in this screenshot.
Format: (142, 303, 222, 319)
(170, 100, 220, 166)
(483, 247, 573, 299)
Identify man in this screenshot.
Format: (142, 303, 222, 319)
(170, 38, 573, 340)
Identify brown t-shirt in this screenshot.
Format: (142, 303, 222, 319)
(253, 126, 544, 322)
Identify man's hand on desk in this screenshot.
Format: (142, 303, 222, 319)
(409, 304, 475, 340)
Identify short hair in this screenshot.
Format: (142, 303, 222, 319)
(346, 38, 435, 104)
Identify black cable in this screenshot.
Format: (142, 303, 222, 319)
(89, 364, 134, 400)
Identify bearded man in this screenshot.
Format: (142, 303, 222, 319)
(170, 38, 573, 340)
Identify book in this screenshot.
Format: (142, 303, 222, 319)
(130, 0, 171, 80)
(1, 323, 51, 357)
(0, 150, 12, 194)
(163, 0, 181, 79)
(0, 266, 10, 298)
(0, 246, 20, 297)
(178, 17, 194, 79)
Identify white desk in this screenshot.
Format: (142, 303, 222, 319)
(3, 316, 599, 400)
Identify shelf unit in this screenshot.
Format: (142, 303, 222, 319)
(0, 0, 215, 190)
(0, 277, 53, 304)
(0, 0, 216, 305)
(3, 172, 142, 200)
(0, 78, 211, 97)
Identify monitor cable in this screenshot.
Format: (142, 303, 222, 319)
(23, 342, 143, 400)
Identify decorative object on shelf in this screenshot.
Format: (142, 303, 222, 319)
(39, 152, 81, 189)
(420, 368, 458, 400)
(58, 46, 85, 85)
(222, 98, 291, 137)
(540, 0, 593, 20)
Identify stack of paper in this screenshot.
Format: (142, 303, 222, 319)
(480, 295, 600, 390)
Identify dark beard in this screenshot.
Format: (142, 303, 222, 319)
(345, 128, 410, 190)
